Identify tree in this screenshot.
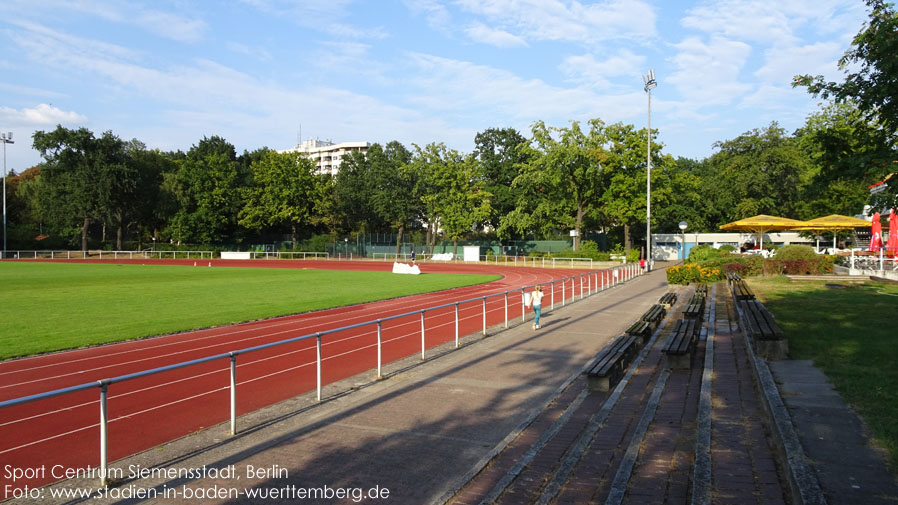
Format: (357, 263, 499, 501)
(473, 128, 529, 232)
(239, 151, 317, 248)
(598, 122, 669, 252)
(366, 142, 418, 257)
(168, 137, 243, 244)
(413, 143, 492, 256)
(500, 120, 607, 250)
(334, 150, 388, 234)
(794, 0, 898, 133)
(794, 101, 895, 217)
(32, 126, 128, 251)
(704, 123, 811, 223)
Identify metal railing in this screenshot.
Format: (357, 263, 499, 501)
(0, 263, 644, 486)
(369, 253, 630, 269)
(848, 247, 898, 271)
(248, 251, 330, 260)
(1, 250, 214, 260)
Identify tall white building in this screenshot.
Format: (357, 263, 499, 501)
(280, 139, 369, 175)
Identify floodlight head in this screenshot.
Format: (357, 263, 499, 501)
(643, 69, 657, 91)
(6, 132, 11, 140)
(679, 221, 688, 231)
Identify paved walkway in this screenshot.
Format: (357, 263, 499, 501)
(20, 269, 898, 505)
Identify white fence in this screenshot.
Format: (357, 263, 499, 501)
(372, 253, 620, 269)
(1, 250, 214, 260)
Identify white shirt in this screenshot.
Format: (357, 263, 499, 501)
(532, 290, 544, 307)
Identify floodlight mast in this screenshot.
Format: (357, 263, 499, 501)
(643, 70, 657, 271)
(1, 132, 13, 257)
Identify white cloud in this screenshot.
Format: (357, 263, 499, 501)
(681, 0, 866, 46)
(405, 53, 642, 125)
(135, 9, 207, 43)
(242, 0, 387, 39)
(403, 0, 453, 34)
(226, 42, 273, 62)
(560, 50, 645, 89)
(754, 41, 843, 84)
(455, 0, 656, 44)
(465, 22, 528, 47)
(667, 36, 753, 108)
(0, 103, 87, 126)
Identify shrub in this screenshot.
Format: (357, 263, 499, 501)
(719, 244, 737, 254)
(774, 244, 818, 261)
(687, 244, 726, 262)
(666, 263, 725, 285)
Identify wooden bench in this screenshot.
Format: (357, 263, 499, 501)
(695, 284, 709, 296)
(740, 299, 788, 360)
(682, 294, 705, 321)
(663, 319, 698, 368)
(640, 304, 667, 326)
(586, 335, 637, 392)
(727, 272, 742, 284)
(625, 321, 652, 344)
(658, 292, 678, 310)
(732, 279, 755, 301)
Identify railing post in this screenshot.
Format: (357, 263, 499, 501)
(316, 333, 322, 402)
(455, 304, 460, 346)
(482, 297, 487, 335)
(521, 288, 526, 322)
(377, 320, 383, 378)
(562, 281, 566, 306)
(580, 275, 584, 300)
(503, 293, 508, 328)
(552, 281, 555, 311)
(229, 354, 237, 435)
(421, 311, 426, 360)
(99, 381, 109, 487)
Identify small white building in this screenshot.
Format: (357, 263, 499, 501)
(652, 232, 815, 261)
(280, 139, 369, 175)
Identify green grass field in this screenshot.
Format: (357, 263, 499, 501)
(747, 276, 898, 471)
(0, 262, 500, 360)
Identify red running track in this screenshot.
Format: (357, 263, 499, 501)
(0, 259, 626, 495)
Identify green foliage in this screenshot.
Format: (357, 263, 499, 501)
(705, 123, 811, 222)
(687, 244, 730, 263)
(239, 151, 318, 247)
(666, 263, 725, 284)
(500, 119, 609, 250)
(774, 244, 818, 261)
(474, 127, 530, 233)
(719, 244, 736, 253)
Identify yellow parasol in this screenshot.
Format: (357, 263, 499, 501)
(719, 214, 807, 249)
(795, 214, 871, 251)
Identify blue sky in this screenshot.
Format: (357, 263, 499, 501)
(0, 0, 869, 174)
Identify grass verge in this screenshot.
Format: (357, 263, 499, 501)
(746, 276, 898, 471)
(0, 262, 500, 360)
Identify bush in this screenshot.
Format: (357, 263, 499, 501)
(687, 244, 727, 262)
(774, 244, 817, 261)
(719, 244, 737, 254)
(666, 263, 726, 285)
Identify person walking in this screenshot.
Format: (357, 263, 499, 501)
(531, 285, 545, 329)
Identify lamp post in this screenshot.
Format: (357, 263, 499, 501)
(643, 70, 657, 271)
(1, 132, 13, 257)
(679, 221, 688, 261)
